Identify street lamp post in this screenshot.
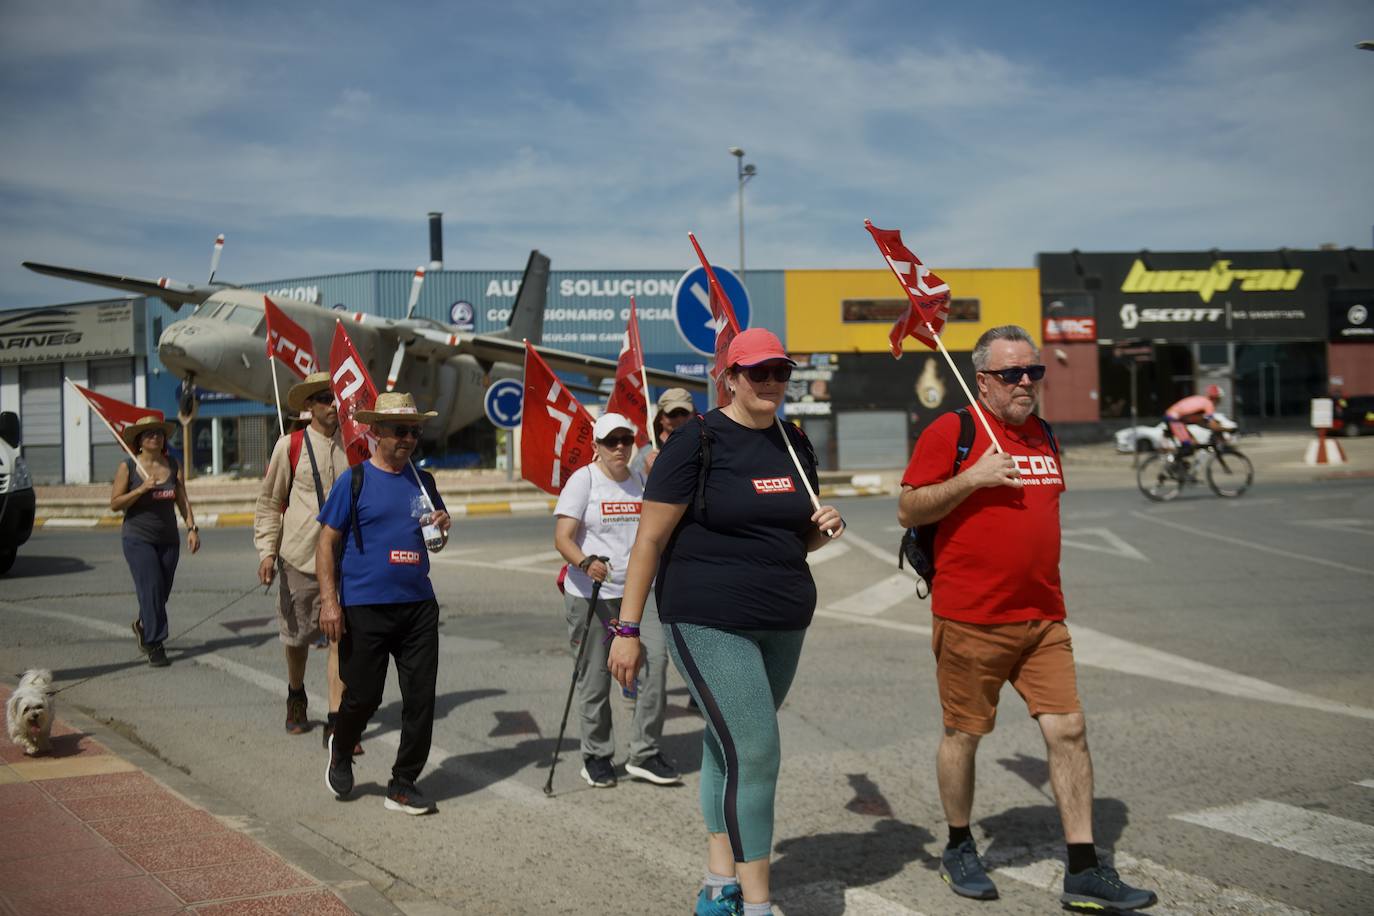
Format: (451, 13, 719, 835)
(728, 147, 757, 282)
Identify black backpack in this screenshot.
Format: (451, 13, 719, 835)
(898, 409, 1057, 598)
(691, 412, 818, 524)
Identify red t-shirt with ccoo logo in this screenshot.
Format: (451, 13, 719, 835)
(902, 409, 1066, 624)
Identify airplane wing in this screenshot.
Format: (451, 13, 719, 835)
(407, 327, 708, 392)
(21, 262, 214, 308)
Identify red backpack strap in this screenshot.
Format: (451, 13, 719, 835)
(279, 429, 305, 513)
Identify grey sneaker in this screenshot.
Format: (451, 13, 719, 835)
(1062, 864, 1156, 911)
(147, 645, 170, 668)
(939, 838, 998, 900)
(384, 779, 436, 815)
(579, 754, 617, 788)
(625, 752, 682, 785)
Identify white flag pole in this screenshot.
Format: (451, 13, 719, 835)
(640, 361, 656, 451)
(926, 322, 1004, 454)
(64, 378, 150, 480)
(775, 417, 838, 538)
(268, 360, 286, 437)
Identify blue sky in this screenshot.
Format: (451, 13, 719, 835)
(1, 0, 1371, 308)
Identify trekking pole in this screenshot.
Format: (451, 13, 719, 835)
(543, 557, 609, 796)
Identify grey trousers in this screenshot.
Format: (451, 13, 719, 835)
(563, 591, 668, 763)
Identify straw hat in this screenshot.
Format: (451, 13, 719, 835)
(120, 415, 177, 450)
(287, 371, 333, 411)
(354, 391, 438, 424)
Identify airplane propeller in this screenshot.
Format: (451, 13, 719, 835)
(385, 266, 427, 391)
(208, 234, 225, 284)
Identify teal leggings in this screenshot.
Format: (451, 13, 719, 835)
(666, 622, 807, 863)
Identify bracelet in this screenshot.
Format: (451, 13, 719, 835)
(187, 524, 199, 532)
(606, 618, 640, 638)
(578, 556, 594, 572)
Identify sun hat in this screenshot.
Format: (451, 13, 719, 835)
(725, 328, 796, 369)
(120, 414, 177, 450)
(593, 412, 635, 442)
(353, 391, 438, 424)
(656, 388, 694, 414)
(286, 371, 333, 411)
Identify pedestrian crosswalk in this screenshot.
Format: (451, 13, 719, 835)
(1173, 799, 1374, 876)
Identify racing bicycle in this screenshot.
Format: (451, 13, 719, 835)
(1137, 433, 1253, 501)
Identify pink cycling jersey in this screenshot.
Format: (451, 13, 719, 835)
(1164, 396, 1215, 443)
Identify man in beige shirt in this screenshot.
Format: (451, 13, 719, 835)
(254, 371, 349, 739)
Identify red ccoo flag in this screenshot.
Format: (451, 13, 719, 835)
(263, 296, 317, 379)
(686, 234, 743, 407)
(606, 297, 650, 447)
(328, 322, 377, 465)
(864, 220, 951, 357)
(71, 384, 163, 438)
(521, 341, 595, 495)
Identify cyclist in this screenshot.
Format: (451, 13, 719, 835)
(1162, 384, 1235, 468)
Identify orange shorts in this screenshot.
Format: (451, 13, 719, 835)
(931, 617, 1081, 735)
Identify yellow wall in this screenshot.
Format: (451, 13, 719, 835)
(784, 268, 1041, 353)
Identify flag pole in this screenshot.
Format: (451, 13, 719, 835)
(64, 378, 150, 480)
(268, 360, 286, 437)
(639, 362, 656, 451)
(775, 418, 838, 538)
(926, 323, 1003, 454)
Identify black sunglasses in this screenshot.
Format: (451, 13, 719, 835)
(598, 434, 635, 448)
(739, 364, 793, 384)
(664, 408, 692, 419)
(980, 364, 1046, 384)
(382, 424, 422, 439)
(308, 392, 335, 405)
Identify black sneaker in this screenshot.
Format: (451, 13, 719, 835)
(147, 645, 170, 668)
(579, 754, 617, 788)
(384, 779, 436, 815)
(939, 838, 998, 900)
(132, 620, 150, 656)
(625, 752, 682, 785)
(325, 734, 353, 799)
(1061, 864, 1156, 911)
(285, 694, 310, 734)
(322, 722, 364, 755)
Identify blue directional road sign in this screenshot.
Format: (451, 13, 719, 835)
(671, 265, 751, 356)
(484, 378, 524, 429)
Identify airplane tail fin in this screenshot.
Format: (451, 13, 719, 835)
(503, 250, 549, 344)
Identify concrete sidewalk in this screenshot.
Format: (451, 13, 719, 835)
(0, 683, 402, 916)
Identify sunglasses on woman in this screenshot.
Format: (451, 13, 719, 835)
(598, 434, 635, 448)
(739, 364, 793, 384)
(980, 364, 1046, 384)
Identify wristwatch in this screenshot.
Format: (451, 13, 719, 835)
(187, 524, 199, 532)
(578, 556, 594, 572)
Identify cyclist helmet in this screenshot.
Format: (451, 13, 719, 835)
(1205, 383, 1224, 401)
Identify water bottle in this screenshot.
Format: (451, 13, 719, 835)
(420, 513, 443, 552)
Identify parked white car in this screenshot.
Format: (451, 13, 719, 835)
(1113, 412, 1235, 453)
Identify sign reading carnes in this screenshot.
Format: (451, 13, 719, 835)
(1120, 259, 1301, 303)
(0, 300, 140, 365)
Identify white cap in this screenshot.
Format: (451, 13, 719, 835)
(593, 412, 634, 441)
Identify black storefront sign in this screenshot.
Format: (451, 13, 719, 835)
(1328, 291, 1374, 342)
(1038, 251, 1362, 342)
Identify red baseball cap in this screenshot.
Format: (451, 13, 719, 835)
(726, 328, 796, 368)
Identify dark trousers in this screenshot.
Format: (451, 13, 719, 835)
(122, 537, 179, 646)
(334, 599, 440, 784)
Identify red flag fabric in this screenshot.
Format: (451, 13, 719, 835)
(864, 220, 951, 357)
(687, 234, 743, 407)
(72, 384, 162, 437)
(606, 297, 650, 447)
(263, 296, 318, 380)
(521, 341, 595, 495)
(328, 322, 377, 465)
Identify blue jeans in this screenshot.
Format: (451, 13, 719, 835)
(122, 537, 179, 646)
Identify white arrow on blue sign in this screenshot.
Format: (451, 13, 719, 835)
(671, 265, 751, 356)
(484, 378, 524, 429)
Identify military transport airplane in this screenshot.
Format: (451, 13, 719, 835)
(23, 240, 705, 441)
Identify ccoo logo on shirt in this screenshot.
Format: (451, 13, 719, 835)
(1011, 454, 1063, 486)
(600, 501, 642, 516)
(752, 476, 796, 494)
(389, 549, 422, 565)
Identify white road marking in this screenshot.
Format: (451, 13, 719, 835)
(1355, 779, 1374, 789)
(825, 574, 917, 617)
(1061, 527, 1149, 561)
(430, 557, 551, 578)
(842, 530, 916, 576)
(43, 518, 99, 528)
(985, 843, 1311, 915)
(1291, 518, 1374, 536)
(813, 608, 930, 635)
(1129, 511, 1374, 577)
(497, 549, 564, 567)
(1173, 800, 1374, 875)
(806, 540, 851, 566)
(777, 882, 928, 916)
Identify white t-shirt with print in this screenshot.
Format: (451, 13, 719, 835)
(554, 462, 644, 599)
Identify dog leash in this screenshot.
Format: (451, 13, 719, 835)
(44, 580, 266, 697)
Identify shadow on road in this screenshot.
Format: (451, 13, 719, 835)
(5, 554, 95, 579)
(772, 818, 936, 916)
(979, 796, 1133, 856)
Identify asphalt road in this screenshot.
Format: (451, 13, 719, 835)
(3, 476, 1372, 915)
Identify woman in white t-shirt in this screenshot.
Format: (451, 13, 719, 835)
(553, 412, 681, 790)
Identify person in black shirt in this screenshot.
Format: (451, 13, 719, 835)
(608, 327, 845, 916)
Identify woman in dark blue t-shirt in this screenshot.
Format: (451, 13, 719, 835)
(608, 328, 845, 916)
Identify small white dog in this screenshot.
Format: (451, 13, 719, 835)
(6, 668, 54, 756)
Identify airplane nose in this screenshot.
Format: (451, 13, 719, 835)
(159, 322, 222, 375)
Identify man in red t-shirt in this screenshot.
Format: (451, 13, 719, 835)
(898, 325, 1155, 912)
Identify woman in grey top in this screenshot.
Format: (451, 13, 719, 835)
(109, 415, 200, 667)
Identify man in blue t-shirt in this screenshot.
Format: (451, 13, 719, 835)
(316, 391, 451, 815)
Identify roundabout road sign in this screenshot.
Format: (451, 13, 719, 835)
(672, 265, 751, 356)
(484, 378, 524, 429)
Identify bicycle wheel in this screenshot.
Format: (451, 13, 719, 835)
(1137, 454, 1183, 501)
(1207, 449, 1253, 498)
